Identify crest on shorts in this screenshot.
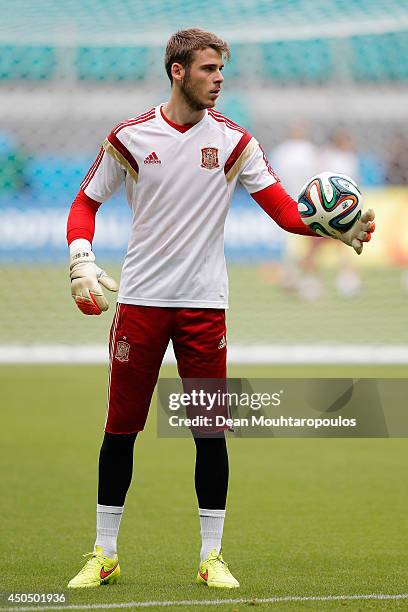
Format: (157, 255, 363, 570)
(201, 147, 219, 169)
(115, 339, 130, 362)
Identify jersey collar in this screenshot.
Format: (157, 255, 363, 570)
(160, 106, 193, 132)
(156, 104, 208, 139)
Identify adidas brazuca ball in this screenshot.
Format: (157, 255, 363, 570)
(297, 171, 362, 238)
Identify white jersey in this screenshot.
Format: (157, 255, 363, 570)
(81, 105, 277, 308)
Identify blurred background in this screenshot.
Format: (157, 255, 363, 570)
(1, 0, 408, 364)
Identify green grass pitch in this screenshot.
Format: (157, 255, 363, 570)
(1, 364, 408, 611)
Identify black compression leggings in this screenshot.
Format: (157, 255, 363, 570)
(98, 432, 229, 509)
(98, 432, 137, 506)
(193, 435, 229, 509)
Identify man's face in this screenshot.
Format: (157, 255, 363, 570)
(178, 47, 224, 111)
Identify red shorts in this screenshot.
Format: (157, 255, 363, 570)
(105, 304, 227, 433)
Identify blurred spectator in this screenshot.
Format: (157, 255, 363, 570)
(385, 132, 408, 294)
(306, 128, 362, 299)
(386, 132, 408, 185)
(260, 122, 321, 295)
(272, 122, 320, 198)
(320, 128, 359, 180)
(0, 133, 26, 194)
(265, 127, 363, 301)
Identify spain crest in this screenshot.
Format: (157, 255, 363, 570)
(115, 340, 130, 362)
(201, 147, 219, 169)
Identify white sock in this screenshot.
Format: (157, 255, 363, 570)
(95, 504, 124, 558)
(199, 508, 225, 562)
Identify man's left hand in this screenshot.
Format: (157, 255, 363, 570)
(339, 208, 376, 255)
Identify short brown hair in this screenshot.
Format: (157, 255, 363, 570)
(165, 28, 230, 82)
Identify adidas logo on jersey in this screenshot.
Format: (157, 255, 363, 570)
(144, 152, 161, 164)
(218, 335, 226, 350)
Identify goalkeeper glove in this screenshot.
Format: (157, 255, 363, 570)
(339, 208, 376, 255)
(69, 243, 118, 315)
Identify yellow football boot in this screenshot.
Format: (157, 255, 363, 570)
(196, 549, 239, 589)
(68, 546, 120, 588)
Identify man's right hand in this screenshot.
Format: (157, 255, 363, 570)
(69, 249, 118, 315)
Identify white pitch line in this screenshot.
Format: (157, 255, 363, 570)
(3, 593, 408, 611)
(2, 344, 408, 364)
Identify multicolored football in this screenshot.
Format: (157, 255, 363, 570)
(297, 171, 362, 238)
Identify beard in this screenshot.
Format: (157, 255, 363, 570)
(180, 71, 209, 111)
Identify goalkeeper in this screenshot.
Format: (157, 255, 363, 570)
(66, 28, 375, 590)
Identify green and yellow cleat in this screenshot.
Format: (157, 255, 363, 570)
(196, 549, 239, 589)
(68, 546, 120, 588)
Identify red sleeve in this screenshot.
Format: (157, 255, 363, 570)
(66, 189, 102, 245)
(251, 182, 317, 237)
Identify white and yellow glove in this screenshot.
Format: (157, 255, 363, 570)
(339, 208, 376, 255)
(69, 239, 118, 315)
